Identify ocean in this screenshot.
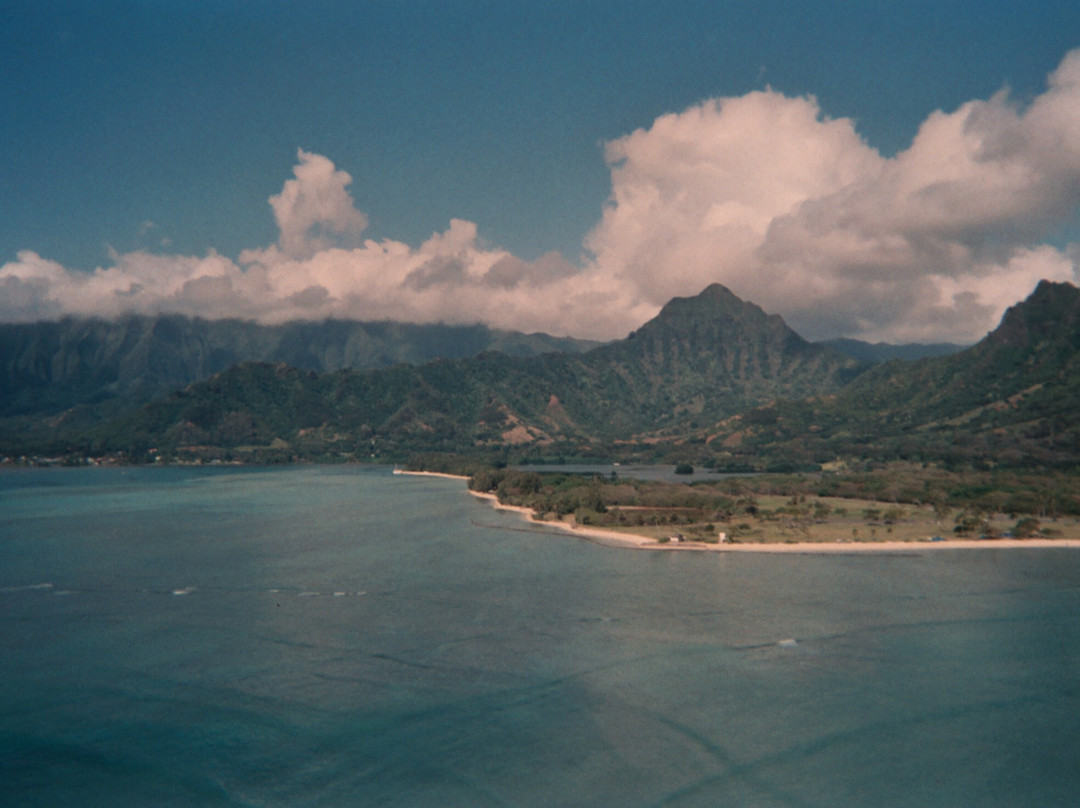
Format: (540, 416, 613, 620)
(2, 465, 1079, 807)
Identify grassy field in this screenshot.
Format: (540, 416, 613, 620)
(462, 464, 1080, 546)
(559, 494, 1080, 545)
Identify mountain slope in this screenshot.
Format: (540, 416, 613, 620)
(822, 338, 967, 363)
(593, 284, 865, 422)
(0, 315, 600, 422)
(76, 284, 865, 460)
(710, 280, 1080, 468)
(28, 281, 1076, 468)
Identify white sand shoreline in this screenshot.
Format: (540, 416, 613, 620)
(393, 469, 470, 481)
(467, 489, 1080, 552)
(399, 469, 1080, 552)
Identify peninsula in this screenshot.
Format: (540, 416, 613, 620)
(397, 467, 1080, 552)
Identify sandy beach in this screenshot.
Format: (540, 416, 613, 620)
(521, 511, 1080, 553)
(393, 469, 470, 481)
(398, 470, 1080, 553)
(467, 488, 1080, 552)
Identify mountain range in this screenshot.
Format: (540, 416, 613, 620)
(3, 281, 1076, 469)
(821, 338, 967, 363)
(0, 316, 598, 433)
(53, 284, 857, 461)
(710, 280, 1080, 469)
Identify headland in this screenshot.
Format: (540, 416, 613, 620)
(398, 470, 1080, 552)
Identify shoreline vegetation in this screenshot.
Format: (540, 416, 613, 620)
(396, 465, 1080, 552)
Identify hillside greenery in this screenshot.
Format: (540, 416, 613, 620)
(5, 282, 1080, 496)
(9, 284, 864, 461)
(0, 314, 600, 446)
(699, 280, 1080, 471)
(453, 463, 1080, 542)
(7, 280, 1080, 541)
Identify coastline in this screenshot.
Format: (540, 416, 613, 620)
(467, 489, 1080, 552)
(393, 469, 470, 481)
(401, 469, 1080, 553)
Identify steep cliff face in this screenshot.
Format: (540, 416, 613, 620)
(12, 281, 1078, 465)
(87, 284, 869, 456)
(983, 280, 1080, 352)
(578, 284, 864, 430)
(0, 315, 599, 418)
(835, 280, 1080, 416)
(707, 280, 1080, 468)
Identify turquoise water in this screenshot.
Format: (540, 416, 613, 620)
(2, 466, 1079, 807)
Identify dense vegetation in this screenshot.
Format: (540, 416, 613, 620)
(457, 463, 1080, 542)
(4, 284, 865, 462)
(5, 282, 1080, 511)
(7, 280, 1079, 545)
(0, 314, 599, 445)
(822, 338, 966, 363)
(702, 280, 1080, 471)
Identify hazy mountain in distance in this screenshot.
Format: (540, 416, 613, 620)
(16, 281, 1078, 469)
(822, 338, 967, 363)
(80, 284, 865, 459)
(0, 315, 601, 421)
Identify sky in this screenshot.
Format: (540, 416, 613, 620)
(2, 1, 1079, 344)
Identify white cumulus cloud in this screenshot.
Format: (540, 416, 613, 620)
(2, 51, 1079, 343)
(264, 149, 370, 260)
(0, 155, 650, 338)
(584, 49, 1080, 342)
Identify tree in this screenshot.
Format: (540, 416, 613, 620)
(469, 468, 505, 493)
(953, 507, 990, 537)
(1012, 517, 1041, 538)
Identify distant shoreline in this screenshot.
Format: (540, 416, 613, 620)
(396, 470, 1080, 552)
(393, 469, 470, 481)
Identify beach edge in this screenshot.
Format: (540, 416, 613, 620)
(396, 470, 1080, 552)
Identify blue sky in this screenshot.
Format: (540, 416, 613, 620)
(2, 1, 1079, 342)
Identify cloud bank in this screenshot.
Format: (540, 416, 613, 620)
(586, 49, 1080, 342)
(4, 52, 1080, 342)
